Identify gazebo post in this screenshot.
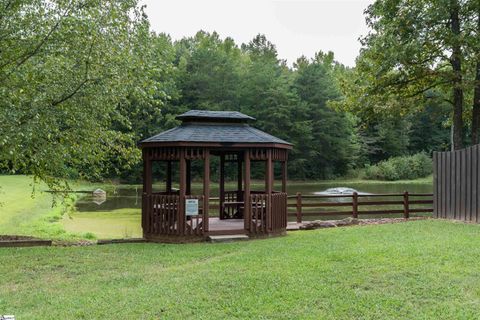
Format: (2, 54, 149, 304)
(237, 154, 243, 202)
(203, 149, 210, 232)
(266, 149, 273, 231)
(186, 160, 191, 195)
(282, 159, 288, 227)
(179, 149, 186, 235)
(281, 160, 287, 193)
(244, 149, 251, 231)
(219, 153, 225, 219)
(143, 150, 152, 195)
(142, 149, 152, 236)
(166, 160, 172, 193)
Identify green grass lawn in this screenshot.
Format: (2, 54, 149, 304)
(1, 220, 480, 319)
(0, 175, 72, 239)
(63, 208, 142, 239)
(0, 175, 101, 240)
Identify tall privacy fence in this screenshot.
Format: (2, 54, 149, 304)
(433, 144, 480, 222)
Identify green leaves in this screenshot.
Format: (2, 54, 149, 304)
(169, 31, 358, 179)
(0, 0, 155, 188)
(350, 0, 480, 149)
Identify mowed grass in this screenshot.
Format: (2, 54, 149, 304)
(0, 175, 101, 240)
(0, 175, 71, 239)
(1, 220, 480, 319)
(63, 208, 142, 239)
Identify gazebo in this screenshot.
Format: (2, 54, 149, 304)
(139, 110, 292, 242)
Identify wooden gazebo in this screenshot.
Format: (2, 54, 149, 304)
(139, 110, 292, 242)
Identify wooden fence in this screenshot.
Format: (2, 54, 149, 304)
(288, 192, 433, 223)
(433, 144, 480, 222)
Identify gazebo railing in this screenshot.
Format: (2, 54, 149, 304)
(185, 195, 206, 236)
(143, 191, 287, 237)
(143, 194, 206, 237)
(271, 192, 288, 232)
(251, 193, 267, 234)
(143, 194, 180, 235)
(224, 191, 241, 219)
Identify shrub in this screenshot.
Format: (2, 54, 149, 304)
(364, 152, 432, 181)
(83, 232, 96, 240)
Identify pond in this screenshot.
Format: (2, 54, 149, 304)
(64, 180, 433, 239)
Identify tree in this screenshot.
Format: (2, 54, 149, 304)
(240, 35, 315, 178)
(0, 0, 154, 187)
(174, 31, 242, 111)
(357, 0, 480, 149)
(293, 52, 360, 178)
(470, 2, 480, 144)
(408, 99, 452, 153)
(336, 66, 451, 162)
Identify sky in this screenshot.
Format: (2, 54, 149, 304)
(141, 0, 374, 67)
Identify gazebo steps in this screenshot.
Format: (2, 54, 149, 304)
(207, 235, 250, 243)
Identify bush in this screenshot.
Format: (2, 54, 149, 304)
(364, 152, 432, 181)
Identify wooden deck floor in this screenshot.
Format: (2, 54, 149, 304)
(208, 218, 244, 231)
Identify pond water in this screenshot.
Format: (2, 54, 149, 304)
(66, 180, 433, 239)
(75, 181, 433, 212)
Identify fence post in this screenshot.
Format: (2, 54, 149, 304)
(352, 192, 358, 218)
(296, 192, 302, 223)
(403, 191, 409, 219)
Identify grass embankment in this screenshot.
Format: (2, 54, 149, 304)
(0, 220, 479, 319)
(0, 175, 96, 240)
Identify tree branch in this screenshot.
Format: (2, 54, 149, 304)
(51, 78, 90, 107)
(0, 1, 75, 72)
(51, 35, 95, 107)
(406, 81, 450, 99)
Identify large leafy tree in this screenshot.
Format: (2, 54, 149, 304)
(355, 0, 480, 149)
(469, 1, 480, 143)
(0, 0, 154, 187)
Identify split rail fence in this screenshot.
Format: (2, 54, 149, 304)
(288, 192, 433, 223)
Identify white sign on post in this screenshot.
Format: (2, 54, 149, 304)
(185, 199, 199, 216)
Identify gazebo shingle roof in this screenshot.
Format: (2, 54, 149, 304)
(140, 110, 291, 146)
(175, 110, 255, 122)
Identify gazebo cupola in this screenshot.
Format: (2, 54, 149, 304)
(139, 110, 292, 242)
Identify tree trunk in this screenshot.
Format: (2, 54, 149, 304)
(451, 124, 455, 151)
(472, 9, 480, 145)
(473, 62, 480, 145)
(450, 0, 464, 150)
